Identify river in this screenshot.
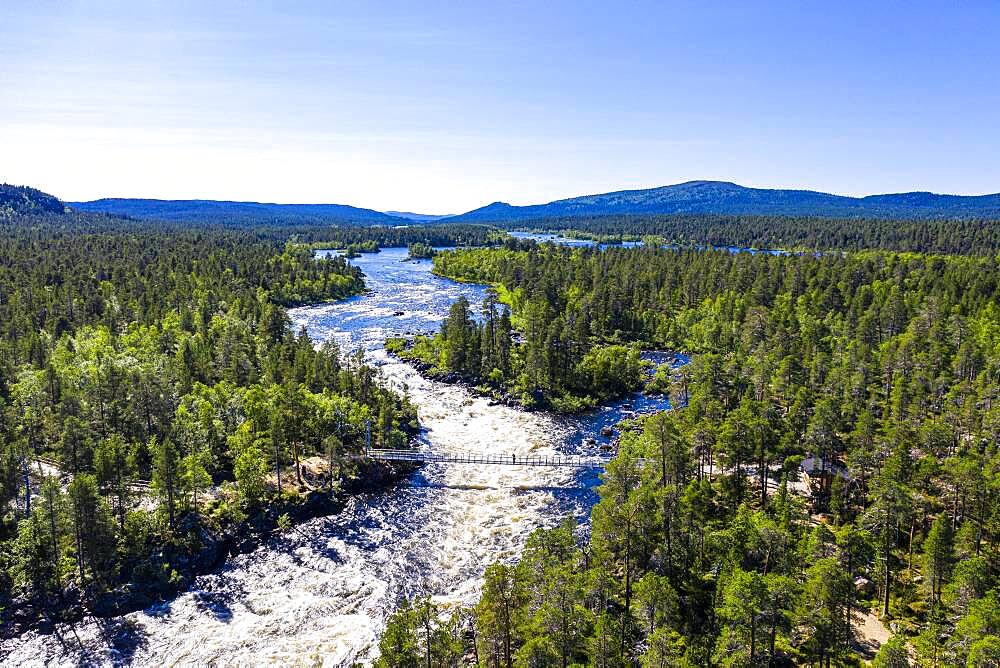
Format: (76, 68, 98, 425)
(2, 246, 683, 667)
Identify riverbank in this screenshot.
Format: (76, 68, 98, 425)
(385, 334, 685, 416)
(386, 343, 609, 413)
(385, 341, 529, 409)
(0, 458, 419, 642)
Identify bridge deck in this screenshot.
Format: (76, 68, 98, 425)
(366, 448, 609, 469)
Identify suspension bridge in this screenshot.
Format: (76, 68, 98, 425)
(364, 447, 610, 469)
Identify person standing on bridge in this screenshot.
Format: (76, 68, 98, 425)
(512, 453, 516, 464)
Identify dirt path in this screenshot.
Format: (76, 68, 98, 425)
(853, 608, 891, 660)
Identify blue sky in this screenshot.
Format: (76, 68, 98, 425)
(2, 1, 998, 212)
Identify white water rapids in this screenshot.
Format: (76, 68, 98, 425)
(2, 247, 676, 666)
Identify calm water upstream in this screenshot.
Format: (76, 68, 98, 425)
(3, 246, 683, 667)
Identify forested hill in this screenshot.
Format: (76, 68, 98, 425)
(448, 180, 1000, 221)
(70, 197, 406, 225)
(0, 183, 66, 216)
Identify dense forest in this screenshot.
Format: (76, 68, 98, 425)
(377, 241, 1000, 666)
(0, 196, 420, 633)
(317, 224, 506, 250)
(502, 213, 1000, 256)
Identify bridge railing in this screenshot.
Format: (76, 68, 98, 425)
(364, 448, 609, 469)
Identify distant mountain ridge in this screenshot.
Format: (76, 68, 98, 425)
(27, 180, 1000, 225)
(447, 180, 1000, 221)
(70, 198, 404, 224)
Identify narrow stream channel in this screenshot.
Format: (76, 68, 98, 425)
(3, 246, 682, 667)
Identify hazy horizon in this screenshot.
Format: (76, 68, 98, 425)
(3, 1, 999, 212)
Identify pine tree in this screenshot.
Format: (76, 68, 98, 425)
(14, 477, 67, 603)
(715, 568, 767, 664)
(476, 563, 521, 668)
(797, 557, 854, 667)
(93, 434, 135, 530)
(151, 436, 181, 529)
(922, 513, 953, 607)
(67, 473, 116, 589)
(872, 635, 910, 668)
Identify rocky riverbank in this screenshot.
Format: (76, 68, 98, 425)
(0, 459, 418, 641)
(387, 350, 531, 410)
(385, 341, 682, 416)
